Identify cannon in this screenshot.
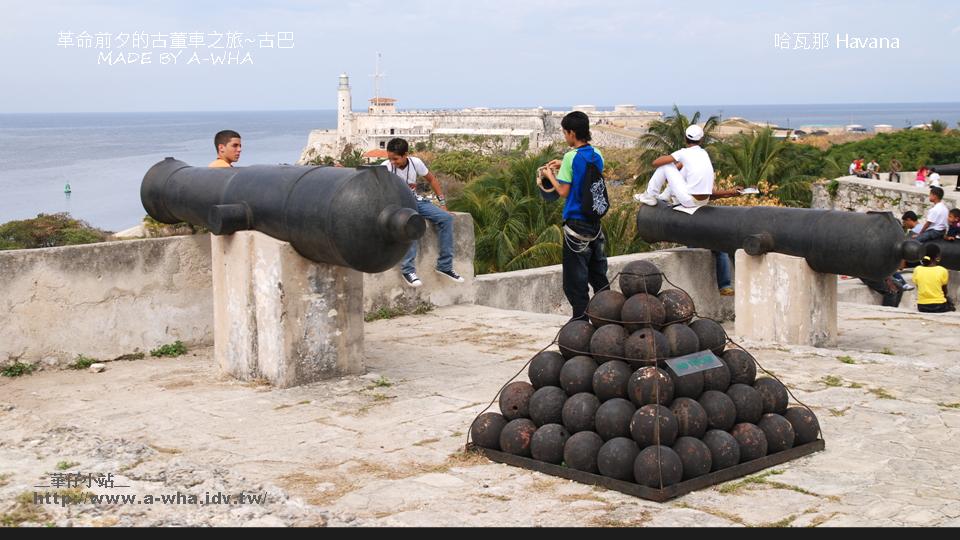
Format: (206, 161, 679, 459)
(635, 203, 923, 280)
(141, 158, 425, 273)
(924, 240, 960, 271)
(929, 163, 960, 176)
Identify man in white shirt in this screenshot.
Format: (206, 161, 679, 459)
(917, 186, 950, 243)
(928, 168, 942, 187)
(382, 138, 464, 288)
(634, 124, 741, 295)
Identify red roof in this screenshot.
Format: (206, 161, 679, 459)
(369, 97, 397, 105)
(363, 149, 389, 158)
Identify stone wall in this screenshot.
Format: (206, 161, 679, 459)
(0, 235, 214, 367)
(812, 175, 959, 214)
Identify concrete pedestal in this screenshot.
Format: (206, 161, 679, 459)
(735, 250, 837, 347)
(212, 231, 364, 388)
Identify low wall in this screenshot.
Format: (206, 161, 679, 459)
(475, 249, 735, 322)
(0, 235, 214, 367)
(812, 175, 959, 214)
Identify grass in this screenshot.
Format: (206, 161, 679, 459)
(837, 356, 856, 365)
(150, 340, 187, 358)
(829, 408, 849, 417)
(821, 375, 843, 387)
(364, 302, 435, 322)
(113, 352, 145, 361)
(938, 402, 960, 409)
(372, 376, 393, 388)
(879, 348, 895, 356)
(1, 492, 51, 527)
(718, 470, 785, 494)
(758, 515, 798, 528)
(0, 473, 10, 487)
(371, 393, 392, 402)
(868, 387, 896, 400)
(56, 461, 79, 471)
(847, 381, 864, 389)
(68, 355, 97, 370)
(1, 361, 35, 378)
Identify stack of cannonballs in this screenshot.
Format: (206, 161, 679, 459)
(471, 260, 821, 490)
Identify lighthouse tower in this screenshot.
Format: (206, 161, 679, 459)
(337, 73, 353, 144)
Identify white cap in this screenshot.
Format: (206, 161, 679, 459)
(685, 124, 704, 142)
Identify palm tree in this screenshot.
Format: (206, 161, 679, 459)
(718, 128, 785, 188)
(449, 148, 565, 274)
(635, 105, 720, 187)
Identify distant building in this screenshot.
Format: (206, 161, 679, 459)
(299, 74, 663, 163)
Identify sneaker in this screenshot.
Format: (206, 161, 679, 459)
(401, 272, 423, 288)
(902, 284, 916, 291)
(634, 193, 659, 206)
(719, 287, 735, 297)
(435, 268, 465, 283)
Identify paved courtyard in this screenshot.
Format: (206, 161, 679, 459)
(1, 303, 959, 526)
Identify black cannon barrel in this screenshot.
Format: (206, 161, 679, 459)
(925, 240, 960, 271)
(141, 158, 425, 273)
(636, 203, 922, 280)
(929, 163, 960, 176)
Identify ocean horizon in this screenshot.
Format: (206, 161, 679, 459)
(2, 102, 959, 231)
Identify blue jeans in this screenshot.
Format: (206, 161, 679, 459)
(916, 228, 945, 243)
(714, 251, 732, 290)
(401, 199, 455, 274)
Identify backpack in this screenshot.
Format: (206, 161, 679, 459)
(579, 149, 609, 221)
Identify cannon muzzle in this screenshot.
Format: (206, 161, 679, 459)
(636, 203, 922, 280)
(141, 158, 426, 273)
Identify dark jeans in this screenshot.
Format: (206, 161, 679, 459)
(860, 277, 903, 308)
(563, 219, 609, 320)
(919, 302, 956, 313)
(714, 251, 732, 290)
(917, 228, 945, 243)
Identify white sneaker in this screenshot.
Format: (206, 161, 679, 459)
(634, 193, 659, 206)
(402, 272, 423, 288)
(902, 284, 916, 291)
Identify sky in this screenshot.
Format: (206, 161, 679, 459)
(0, 0, 958, 112)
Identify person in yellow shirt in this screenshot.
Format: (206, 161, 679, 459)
(208, 130, 241, 168)
(912, 244, 955, 313)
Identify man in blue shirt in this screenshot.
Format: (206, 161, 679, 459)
(541, 111, 610, 320)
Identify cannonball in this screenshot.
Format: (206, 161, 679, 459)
(668, 368, 705, 400)
(499, 381, 535, 421)
(754, 377, 789, 415)
(597, 437, 640, 481)
(688, 319, 727, 356)
(663, 323, 700, 358)
(659, 289, 696, 325)
(470, 412, 508, 450)
(702, 429, 741, 471)
(590, 324, 627, 364)
(564, 431, 604, 473)
(627, 367, 674, 406)
(592, 360, 632, 402)
(722, 349, 757, 385)
(702, 361, 732, 393)
(629, 404, 679, 448)
(561, 392, 600, 434)
(726, 383, 763, 424)
(531, 424, 570, 464)
(669, 397, 709, 439)
(559, 356, 598, 396)
(624, 329, 670, 365)
(587, 290, 626, 328)
(698, 390, 737, 431)
(620, 260, 663, 297)
(730, 423, 768, 462)
(558, 320, 595, 359)
(758, 413, 796, 453)
(595, 398, 636, 441)
(529, 386, 567, 426)
(621, 293, 666, 333)
(499, 419, 538, 457)
(528, 351, 565, 389)
(673, 436, 713, 480)
(634, 445, 683, 488)
(784, 407, 821, 445)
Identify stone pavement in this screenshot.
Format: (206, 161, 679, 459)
(1, 303, 959, 526)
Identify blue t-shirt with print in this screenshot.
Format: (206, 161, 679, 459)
(556, 145, 605, 222)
